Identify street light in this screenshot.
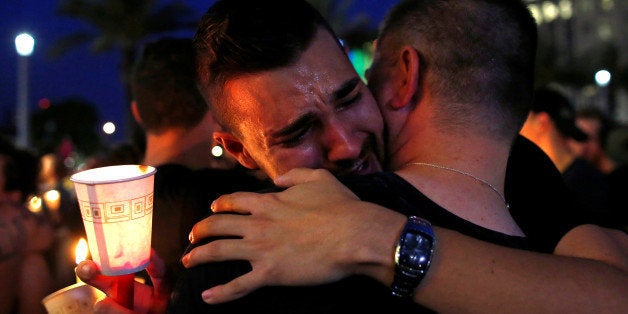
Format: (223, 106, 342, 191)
(594, 69, 611, 87)
(594, 69, 612, 115)
(15, 32, 35, 148)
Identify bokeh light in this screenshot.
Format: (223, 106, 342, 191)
(595, 69, 611, 87)
(211, 145, 224, 158)
(102, 121, 116, 135)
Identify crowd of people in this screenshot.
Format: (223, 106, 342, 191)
(2, 0, 627, 313)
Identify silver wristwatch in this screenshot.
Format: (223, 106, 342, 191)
(391, 216, 435, 298)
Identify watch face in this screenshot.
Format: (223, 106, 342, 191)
(392, 217, 435, 298)
(398, 231, 433, 272)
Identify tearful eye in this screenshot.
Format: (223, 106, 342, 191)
(280, 126, 312, 148)
(338, 92, 362, 111)
(273, 113, 318, 148)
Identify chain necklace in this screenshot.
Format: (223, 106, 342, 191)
(406, 162, 510, 210)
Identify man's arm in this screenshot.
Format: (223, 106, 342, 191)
(184, 168, 628, 312)
(417, 225, 627, 312)
(554, 223, 628, 268)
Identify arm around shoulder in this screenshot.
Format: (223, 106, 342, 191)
(410, 226, 628, 313)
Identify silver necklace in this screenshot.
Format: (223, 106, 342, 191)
(406, 162, 510, 210)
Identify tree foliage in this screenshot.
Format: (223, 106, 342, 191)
(30, 98, 101, 156)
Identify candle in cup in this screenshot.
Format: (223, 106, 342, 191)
(70, 165, 155, 276)
(42, 238, 106, 313)
(70, 165, 156, 310)
(75, 238, 88, 283)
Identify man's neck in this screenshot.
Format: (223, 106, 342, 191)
(535, 134, 576, 173)
(390, 126, 520, 235)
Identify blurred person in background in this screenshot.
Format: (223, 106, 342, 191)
(128, 37, 271, 287)
(569, 107, 628, 232)
(92, 142, 143, 167)
(1, 135, 55, 314)
(607, 125, 628, 231)
(570, 107, 618, 174)
(607, 124, 628, 166)
(520, 87, 615, 228)
(38, 153, 71, 227)
(77, 142, 142, 173)
(39, 151, 86, 289)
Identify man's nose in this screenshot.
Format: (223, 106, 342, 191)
(323, 122, 362, 162)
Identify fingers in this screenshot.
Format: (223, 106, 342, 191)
(189, 213, 249, 244)
(76, 260, 116, 295)
(76, 261, 136, 313)
(146, 249, 170, 297)
(182, 238, 251, 268)
(200, 272, 264, 304)
(209, 191, 264, 214)
(145, 249, 166, 281)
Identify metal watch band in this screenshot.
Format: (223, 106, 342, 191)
(391, 215, 435, 298)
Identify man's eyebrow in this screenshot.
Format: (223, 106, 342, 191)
(270, 77, 361, 140)
(272, 112, 316, 138)
(333, 77, 361, 100)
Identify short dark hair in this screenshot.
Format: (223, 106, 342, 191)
(131, 37, 208, 133)
(193, 0, 341, 133)
(378, 0, 537, 138)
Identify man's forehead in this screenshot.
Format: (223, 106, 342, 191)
(223, 75, 307, 140)
(224, 72, 316, 117)
(224, 66, 360, 135)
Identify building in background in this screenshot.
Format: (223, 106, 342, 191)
(525, 0, 628, 123)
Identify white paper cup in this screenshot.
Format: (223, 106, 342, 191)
(70, 165, 156, 276)
(42, 282, 106, 314)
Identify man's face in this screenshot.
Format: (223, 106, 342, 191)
(217, 29, 384, 179)
(570, 117, 603, 162)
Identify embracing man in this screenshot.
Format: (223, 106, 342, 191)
(78, 0, 628, 313)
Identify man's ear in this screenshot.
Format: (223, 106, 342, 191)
(131, 101, 142, 124)
(213, 131, 259, 169)
(536, 112, 555, 133)
(391, 45, 420, 110)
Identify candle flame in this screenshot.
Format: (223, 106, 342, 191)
(43, 189, 61, 211)
(75, 238, 88, 265)
(27, 195, 42, 213)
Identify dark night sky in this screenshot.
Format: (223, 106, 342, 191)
(0, 0, 396, 143)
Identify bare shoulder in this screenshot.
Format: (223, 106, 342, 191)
(556, 224, 628, 271)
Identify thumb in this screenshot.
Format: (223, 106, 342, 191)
(273, 168, 333, 187)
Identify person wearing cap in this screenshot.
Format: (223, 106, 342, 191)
(520, 87, 614, 228)
(570, 107, 628, 232)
